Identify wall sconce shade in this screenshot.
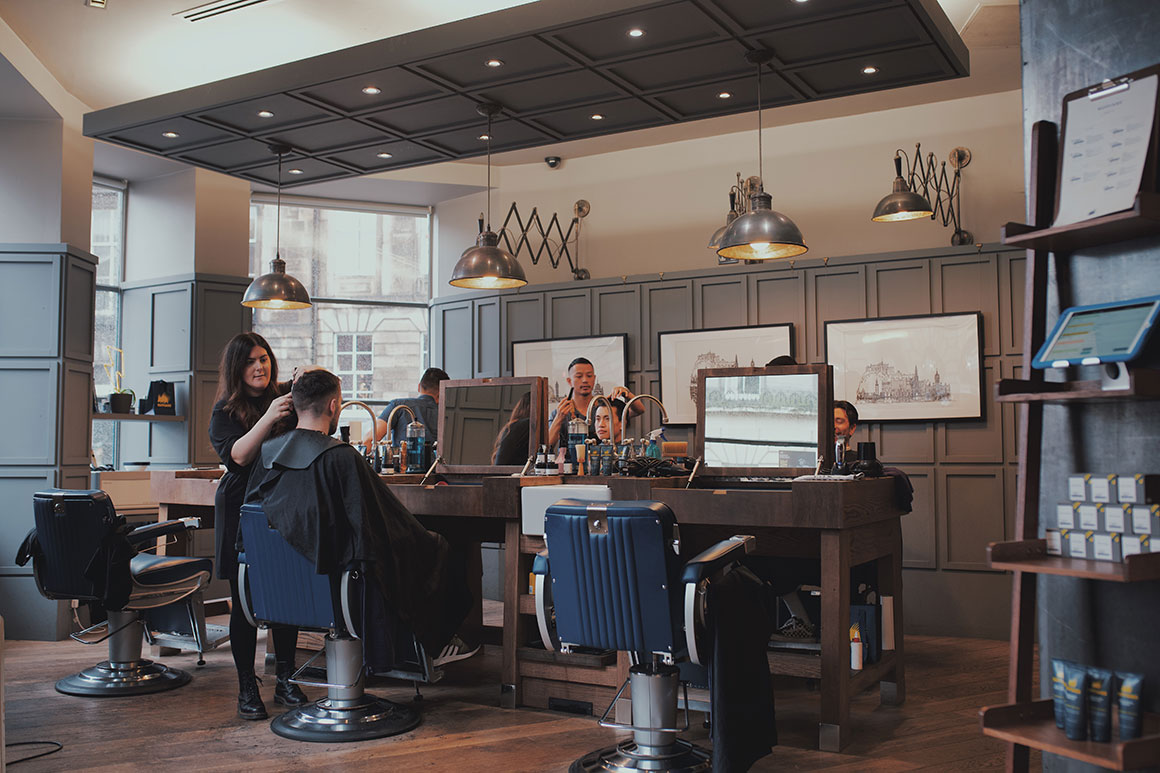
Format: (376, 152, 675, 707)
(872, 155, 933, 221)
(871, 146, 971, 244)
(242, 143, 312, 309)
(449, 230, 528, 289)
(717, 191, 807, 261)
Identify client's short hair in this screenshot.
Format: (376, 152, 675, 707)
(292, 369, 341, 416)
(834, 399, 859, 426)
(419, 367, 450, 392)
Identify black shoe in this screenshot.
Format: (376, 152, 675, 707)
(274, 663, 308, 707)
(237, 672, 268, 720)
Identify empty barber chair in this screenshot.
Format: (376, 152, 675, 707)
(17, 489, 210, 696)
(237, 503, 423, 742)
(533, 499, 754, 773)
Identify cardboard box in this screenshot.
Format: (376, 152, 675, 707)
(1123, 535, 1151, 557)
(1056, 503, 1077, 530)
(1077, 504, 1102, 531)
(1104, 504, 1127, 533)
(1092, 533, 1123, 563)
(1061, 529, 1091, 559)
(1045, 529, 1063, 556)
(1127, 504, 1160, 536)
(1067, 475, 1089, 502)
(1089, 474, 1116, 504)
(1117, 474, 1160, 505)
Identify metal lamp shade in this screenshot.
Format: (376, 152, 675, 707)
(706, 211, 738, 249)
(872, 177, 933, 222)
(449, 230, 527, 289)
(716, 192, 807, 261)
(242, 257, 311, 309)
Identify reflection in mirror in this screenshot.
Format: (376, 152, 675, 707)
(702, 373, 819, 469)
(441, 382, 536, 467)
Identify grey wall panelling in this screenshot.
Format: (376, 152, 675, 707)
(194, 282, 251, 370)
(431, 299, 473, 377)
(500, 294, 545, 375)
(545, 288, 591, 339)
(0, 244, 97, 641)
(149, 286, 193, 371)
(193, 373, 221, 466)
(592, 285, 641, 372)
(431, 242, 1028, 637)
(693, 276, 746, 330)
(747, 269, 806, 361)
(805, 264, 867, 363)
(474, 297, 500, 378)
(640, 279, 692, 372)
(998, 252, 1026, 356)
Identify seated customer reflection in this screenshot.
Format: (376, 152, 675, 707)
(589, 399, 623, 442)
(491, 393, 532, 465)
(247, 368, 473, 661)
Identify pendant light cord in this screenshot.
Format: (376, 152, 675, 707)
(756, 59, 763, 185)
(275, 151, 283, 259)
(486, 112, 493, 231)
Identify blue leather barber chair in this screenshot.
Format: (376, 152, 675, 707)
(533, 499, 754, 773)
(237, 502, 425, 742)
(18, 489, 211, 696)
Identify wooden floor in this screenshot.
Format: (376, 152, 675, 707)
(3, 627, 1037, 772)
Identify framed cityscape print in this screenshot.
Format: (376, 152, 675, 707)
(512, 334, 628, 417)
(659, 324, 794, 425)
(825, 313, 983, 421)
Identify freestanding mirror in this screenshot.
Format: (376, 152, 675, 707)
(438, 377, 546, 474)
(694, 364, 834, 477)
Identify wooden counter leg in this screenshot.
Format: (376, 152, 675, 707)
(819, 528, 851, 753)
(501, 520, 521, 708)
(878, 520, 906, 706)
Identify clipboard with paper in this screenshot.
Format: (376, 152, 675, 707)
(1053, 64, 1160, 227)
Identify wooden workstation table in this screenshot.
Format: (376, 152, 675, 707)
(150, 470, 905, 752)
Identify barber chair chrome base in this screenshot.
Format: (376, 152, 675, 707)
(56, 609, 191, 697)
(569, 664, 709, 773)
(271, 632, 420, 743)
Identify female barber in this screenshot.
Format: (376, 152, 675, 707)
(209, 332, 307, 720)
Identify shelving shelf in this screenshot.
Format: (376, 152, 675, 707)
(988, 539, 1160, 581)
(996, 370, 1160, 403)
(980, 699, 1160, 771)
(92, 413, 185, 422)
(1001, 192, 1160, 253)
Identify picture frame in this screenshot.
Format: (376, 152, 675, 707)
(659, 324, 794, 425)
(511, 334, 628, 418)
(824, 312, 984, 422)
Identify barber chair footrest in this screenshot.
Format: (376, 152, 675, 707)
(56, 660, 191, 697)
(570, 739, 710, 773)
(270, 693, 421, 743)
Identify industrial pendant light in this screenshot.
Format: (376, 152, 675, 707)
(449, 103, 527, 289)
(716, 50, 807, 262)
(242, 143, 312, 310)
(871, 152, 934, 222)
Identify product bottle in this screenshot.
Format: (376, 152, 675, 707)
(833, 437, 848, 474)
(398, 440, 408, 473)
(534, 445, 548, 475)
(406, 420, 427, 473)
(850, 624, 863, 671)
(646, 429, 663, 459)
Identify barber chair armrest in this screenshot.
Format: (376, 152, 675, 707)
(531, 552, 560, 653)
(237, 558, 259, 629)
(681, 535, 754, 667)
(127, 518, 200, 548)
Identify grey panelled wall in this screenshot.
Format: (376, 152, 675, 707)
(119, 274, 252, 468)
(0, 244, 97, 641)
(432, 242, 1025, 638)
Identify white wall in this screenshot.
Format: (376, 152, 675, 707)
(124, 169, 196, 282)
(0, 119, 63, 243)
(434, 89, 1025, 294)
(193, 168, 251, 276)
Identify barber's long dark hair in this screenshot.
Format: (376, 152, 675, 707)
(491, 392, 532, 464)
(214, 332, 283, 431)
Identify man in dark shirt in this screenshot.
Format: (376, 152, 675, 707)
(364, 367, 449, 447)
(247, 368, 473, 662)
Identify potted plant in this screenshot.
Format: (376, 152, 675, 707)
(102, 346, 134, 414)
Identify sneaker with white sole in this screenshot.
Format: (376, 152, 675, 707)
(431, 635, 481, 667)
(770, 616, 818, 643)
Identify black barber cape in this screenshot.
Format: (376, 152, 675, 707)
(246, 429, 471, 653)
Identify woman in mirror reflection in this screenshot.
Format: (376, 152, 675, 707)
(491, 392, 532, 465)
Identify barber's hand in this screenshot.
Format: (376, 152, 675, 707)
(262, 393, 294, 425)
(609, 386, 635, 402)
(553, 398, 575, 425)
(291, 364, 321, 383)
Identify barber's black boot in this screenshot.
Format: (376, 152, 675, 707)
(237, 671, 268, 720)
(274, 662, 308, 707)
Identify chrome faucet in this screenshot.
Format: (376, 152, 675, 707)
(382, 403, 417, 447)
(340, 400, 381, 461)
(621, 394, 669, 445)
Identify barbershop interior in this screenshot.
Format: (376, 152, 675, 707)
(2, 0, 1159, 771)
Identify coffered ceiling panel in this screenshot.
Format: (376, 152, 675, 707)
(83, 0, 968, 188)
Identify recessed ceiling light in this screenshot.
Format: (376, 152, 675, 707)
(161, 131, 180, 138)
(590, 113, 604, 121)
(287, 168, 304, 175)
(362, 86, 382, 95)
(793, 0, 809, 4)
(257, 110, 275, 118)
(478, 133, 491, 141)
(717, 91, 733, 99)
(862, 66, 879, 75)
(485, 58, 504, 68)
(376, 152, 394, 159)
(627, 28, 645, 38)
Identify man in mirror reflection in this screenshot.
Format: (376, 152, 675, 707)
(834, 399, 860, 462)
(547, 357, 641, 446)
(365, 367, 449, 448)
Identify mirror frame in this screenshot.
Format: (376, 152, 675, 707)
(437, 376, 546, 475)
(694, 364, 834, 477)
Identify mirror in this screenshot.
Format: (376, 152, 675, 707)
(438, 377, 546, 473)
(694, 365, 833, 477)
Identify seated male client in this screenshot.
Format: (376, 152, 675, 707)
(246, 368, 473, 659)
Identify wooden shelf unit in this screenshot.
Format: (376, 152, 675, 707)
(980, 699, 1160, 771)
(92, 413, 185, 422)
(996, 370, 1160, 403)
(989, 539, 1160, 582)
(1001, 192, 1160, 253)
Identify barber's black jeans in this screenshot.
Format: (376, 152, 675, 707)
(228, 575, 299, 676)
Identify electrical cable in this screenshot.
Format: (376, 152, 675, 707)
(6, 740, 64, 764)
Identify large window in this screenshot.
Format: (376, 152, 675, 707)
(249, 196, 431, 420)
(91, 178, 127, 467)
